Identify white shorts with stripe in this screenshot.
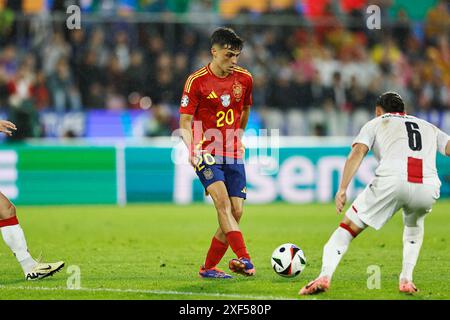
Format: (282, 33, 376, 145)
(345, 176, 440, 230)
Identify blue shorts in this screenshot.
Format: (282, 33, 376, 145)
(195, 155, 247, 199)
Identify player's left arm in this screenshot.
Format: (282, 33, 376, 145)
(335, 143, 369, 214)
(239, 73, 253, 141)
(437, 128, 450, 156)
(0, 120, 17, 136)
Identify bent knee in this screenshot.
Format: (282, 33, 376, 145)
(231, 208, 243, 222)
(215, 197, 232, 215)
(340, 216, 364, 237)
(0, 201, 16, 219)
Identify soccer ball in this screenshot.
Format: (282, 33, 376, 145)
(271, 243, 306, 278)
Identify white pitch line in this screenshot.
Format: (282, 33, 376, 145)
(0, 285, 295, 300)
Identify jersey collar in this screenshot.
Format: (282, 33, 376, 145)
(207, 63, 233, 80)
(387, 112, 407, 116)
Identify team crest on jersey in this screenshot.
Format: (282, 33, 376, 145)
(220, 94, 231, 107)
(232, 82, 243, 102)
(181, 95, 189, 107)
(203, 168, 214, 180)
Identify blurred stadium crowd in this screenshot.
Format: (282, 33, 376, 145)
(0, 0, 449, 139)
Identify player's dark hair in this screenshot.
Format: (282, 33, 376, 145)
(210, 27, 244, 51)
(375, 91, 405, 113)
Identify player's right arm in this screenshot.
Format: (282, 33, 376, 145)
(335, 143, 369, 213)
(0, 120, 16, 136)
(179, 71, 203, 167)
(446, 141, 450, 156)
(179, 113, 199, 167)
(336, 120, 375, 213)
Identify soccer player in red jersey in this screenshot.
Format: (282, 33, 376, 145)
(179, 27, 255, 278)
(0, 119, 65, 280)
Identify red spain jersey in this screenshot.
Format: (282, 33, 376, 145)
(179, 64, 253, 159)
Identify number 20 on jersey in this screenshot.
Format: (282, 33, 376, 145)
(216, 109, 234, 127)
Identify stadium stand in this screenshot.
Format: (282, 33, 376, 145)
(0, 0, 449, 139)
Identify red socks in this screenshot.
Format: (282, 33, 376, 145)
(226, 231, 250, 260)
(204, 237, 229, 269)
(204, 231, 251, 269)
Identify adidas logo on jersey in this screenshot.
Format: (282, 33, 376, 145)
(207, 91, 218, 99)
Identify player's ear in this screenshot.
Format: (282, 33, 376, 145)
(375, 106, 384, 117)
(211, 46, 217, 58)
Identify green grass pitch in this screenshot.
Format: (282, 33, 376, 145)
(1, 201, 449, 300)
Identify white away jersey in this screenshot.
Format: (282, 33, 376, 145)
(353, 113, 450, 186)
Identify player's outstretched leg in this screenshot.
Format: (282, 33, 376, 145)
(199, 197, 246, 279)
(300, 219, 362, 295)
(227, 196, 254, 276)
(207, 182, 255, 276)
(199, 231, 232, 279)
(399, 213, 425, 294)
(0, 192, 65, 280)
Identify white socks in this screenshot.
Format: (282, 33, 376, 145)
(319, 226, 354, 279)
(1, 224, 37, 274)
(317, 216, 424, 283)
(400, 223, 424, 282)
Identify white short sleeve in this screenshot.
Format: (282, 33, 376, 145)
(437, 128, 450, 156)
(352, 119, 377, 150)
